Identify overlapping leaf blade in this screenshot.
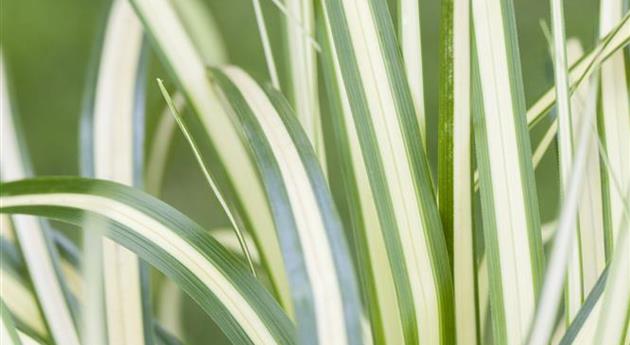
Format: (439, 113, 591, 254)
(320, 0, 454, 343)
(0, 178, 296, 345)
(471, 0, 544, 343)
(209, 66, 362, 345)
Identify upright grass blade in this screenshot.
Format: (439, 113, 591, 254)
(91, 2, 149, 343)
(547, 0, 586, 325)
(209, 66, 362, 345)
(1, 300, 22, 345)
(594, 207, 630, 344)
(251, 0, 280, 89)
(321, 0, 454, 344)
(319, 15, 403, 345)
(527, 80, 599, 345)
(157, 79, 257, 276)
(0, 53, 80, 345)
(145, 0, 228, 194)
(398, 0, 427, 141)
(471, 0, 544, 343)
(472, 13, 630, 192)
(130, 0, 292, 313)
(438, 0, 477, 343)
(598, 0, 630, 253)
(561, 40, 606, 324)
(285, 0, 326, 165)
(0, 178, 296, 345)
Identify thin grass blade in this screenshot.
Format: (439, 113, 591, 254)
(438, 0, 477, 343)
(0, 53, 80, 345)
(398, 0, 427, 141)
(471, 0, 544, 342)
(321, 0, 455, 343)
(285, 0, 326, 165)
(209, 66, 362, 345)
(598, 1, 630, 253)
(130, 0, 292, 312)
(0, 177, 296, 345)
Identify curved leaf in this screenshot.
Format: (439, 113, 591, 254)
(209, 67, 362, 345)
(130, 0, 292, 311)
(0, 178, 296, 345)
(0, 52, 80, 345)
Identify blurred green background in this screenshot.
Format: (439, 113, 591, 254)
(0, 0, 599, 343)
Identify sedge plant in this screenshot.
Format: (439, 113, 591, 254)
(0, 0, 629, 344)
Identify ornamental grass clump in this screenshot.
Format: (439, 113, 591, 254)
(0, 0, 628, 344)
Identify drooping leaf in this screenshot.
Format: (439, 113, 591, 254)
(0, 178, 296, 345)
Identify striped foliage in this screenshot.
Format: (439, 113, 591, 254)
(471, 0, 544, 343)
(0, 178, 295, 345)
(320, 0, 454, 344)
(89, 2, 148, 343)
(3, 1, 630, 344)
(0, 54, 80, 345)
(209, 67, 362, 345)
(130, 0, 293, 313)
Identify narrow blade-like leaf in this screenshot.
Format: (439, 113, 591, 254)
(210, 66, 362, 345)
(0, 178, 296, 345)
(320, 0, 454, 343)
(598, 1, 630, 253)
(438, 0, 477, 343)
(0, 53, 80, 345)
(91, 2, 148, 343)
(130, 0, 292, 312)
(471, 0, 544, 342)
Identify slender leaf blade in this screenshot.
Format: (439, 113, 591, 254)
(210, 66, 362, 345)
(130, 0, 292, 312)
(471, 0, 544, 342)
(0, 178, 296, 345)
(0, 52, 80, 345)
(321, 0, 455, 343)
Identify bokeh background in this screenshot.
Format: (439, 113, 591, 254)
(1, 0, 600, 343)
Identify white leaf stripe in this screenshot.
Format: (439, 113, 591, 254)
(210, 67, 362, 345)
(599, 1, 630, 253)
(129, 0, 292, 311)
(319, 16, 404, 344)
(471, 14, 630, 192)
(285, 0, 325, 164)
(0, 178, 295, 345)
(564, 40, 606, 324)
(399, 0, 427, 141)
(264, 81, 363, 345)
(321, 0, 454, 343)
(92, 2, 146, 343)
(471, 0, 544, 342)
(0, 54, 80, 345)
